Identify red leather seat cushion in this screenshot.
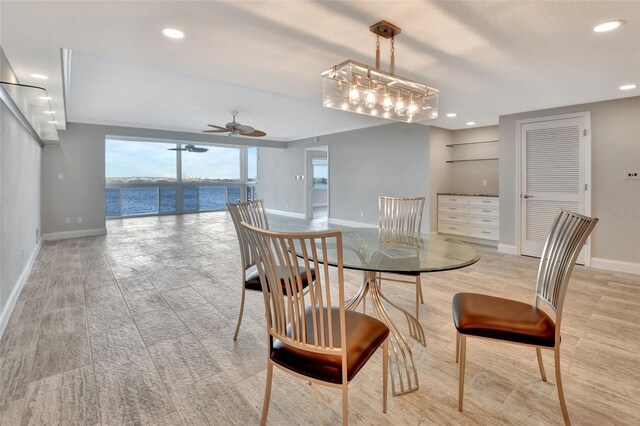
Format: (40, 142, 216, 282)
(452, 292, 556, 347)
(271, 306, 389, 384)
(245, 266, 315, 293)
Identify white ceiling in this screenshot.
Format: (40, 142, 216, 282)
(1, 1, 639, 141)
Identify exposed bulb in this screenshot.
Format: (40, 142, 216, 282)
(407, 100, 417, 120)
(395, 98, 405, 115)
(382, 93, 393, 112)
(365, 90, 376, 109)
(383, 111, 390, 119)
(349, 84, 360, 105)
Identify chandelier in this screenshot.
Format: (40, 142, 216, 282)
(321, 20, 438, 123)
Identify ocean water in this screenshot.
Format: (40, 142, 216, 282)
(106, 186, 241, 217)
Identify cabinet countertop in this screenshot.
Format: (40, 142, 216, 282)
(438, 193, 499, 198)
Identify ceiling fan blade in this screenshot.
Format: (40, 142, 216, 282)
(236, 124, 255, 134)
(245, 130, 266, 137)
(168, 148, 187, 151)
(207, 124, 228, 131)
(191, 148, 209, 153)
(202, 129, 229, 133)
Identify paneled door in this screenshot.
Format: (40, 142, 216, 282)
(520, 115, 590, 263)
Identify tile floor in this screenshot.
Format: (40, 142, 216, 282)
(1, 212, 638, 425)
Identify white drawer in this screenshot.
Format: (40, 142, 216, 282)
(437, 195, 468, 206)
(469, 206, 499, 217)
(439, 213, 468, 224)
(469, 216, 500, 227)
(438, 221, 468, 236)
(469, 196, 499, 208)
(438, 204, 468, 214)
(469, 225, 499, 240)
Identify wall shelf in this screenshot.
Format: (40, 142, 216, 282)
(446, 140, 498, 147)
(446, 157, 499, 163)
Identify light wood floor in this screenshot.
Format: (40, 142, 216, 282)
(1, 212, 638, 425)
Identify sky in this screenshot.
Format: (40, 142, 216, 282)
(106, 139, 247, 180)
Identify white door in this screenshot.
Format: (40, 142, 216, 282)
(520, 115, 589, 263)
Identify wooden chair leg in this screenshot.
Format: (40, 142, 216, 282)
(536, 347, 547, 382)
(233, 282, 247, 341)
(342, 384, 349, 426)
(382, 339, 389, 413)
(261, 362, 273, 426)
(555, 348, 571, 425)
(458, 335, 467, 412)
(455, 332, 460, 363)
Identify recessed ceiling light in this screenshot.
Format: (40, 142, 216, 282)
(43, 110, 55, 114)
(466, 121, 476, 126)
(593, 20, 623, 33)
(446, 113, 457, 118)
(619, 84, 637, 90)
(48, 121, 57, 124)
(30, 73, 48, 80)
(162, 28, 184, 39)
(38, 96, 52, 100)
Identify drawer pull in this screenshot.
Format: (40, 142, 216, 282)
(482, 200, 491, 203)
(449, 227, 457, 230)
(450, 216, 458, 220)
(450, 207, 457, 210)
(482, 231, 491, 234)
(482, 219, 491, 223)
(482, 210, 492, 213)
(448, 198, 457, 202)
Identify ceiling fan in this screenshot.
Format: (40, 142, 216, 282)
(203, 111, 266, 137)
(168, 144, 209, 153)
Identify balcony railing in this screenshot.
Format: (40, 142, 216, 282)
(106, 182, 257, 219)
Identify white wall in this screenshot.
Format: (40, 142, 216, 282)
(1, 101, 42, 328)
(258, 123, 430, 226)
(499, 96, 640, 268)
(42, 122, 286, 238)
(426, 126, 453, 233)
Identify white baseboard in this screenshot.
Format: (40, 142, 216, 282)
(498, 244, 518, 255)
(328, 218, 377, 228)
(0, 241, 41, 338)
(42, 228, 107, 241)
(265, 209, 306, 219)
(591, 258, 640, 275)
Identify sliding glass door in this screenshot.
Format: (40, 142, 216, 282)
(105, 139, 257, 219)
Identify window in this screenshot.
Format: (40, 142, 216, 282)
(181, 145, 240, 182)
(105, 139, 255, 218)
(247, 147, 257, 182)
(312, 158, 328, 189)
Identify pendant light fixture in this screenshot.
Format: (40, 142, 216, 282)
(321, 20, 438, 123)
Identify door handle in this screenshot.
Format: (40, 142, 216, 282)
(523, 194, 534, 199)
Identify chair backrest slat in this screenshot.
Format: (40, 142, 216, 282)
(534, 210, 598, 335)
(227, 199, 269, 270)
(242, 223, 346, 358)
(378, 196, 425, 234)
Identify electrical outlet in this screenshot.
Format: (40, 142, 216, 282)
(58, 173, 64, 180)
(77, 217, 83, 224)
(482, 180, 488, 187)
(360, 211, 365, 218)
(65, 217, 71, 224)
(624, 170, 639, 180)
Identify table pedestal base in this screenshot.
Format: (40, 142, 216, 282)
(346, 271, 426, 396)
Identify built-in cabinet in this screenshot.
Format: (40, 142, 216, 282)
(438, 194, 499, 241)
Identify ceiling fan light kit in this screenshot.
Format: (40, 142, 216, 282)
(321, 20, 438, 123)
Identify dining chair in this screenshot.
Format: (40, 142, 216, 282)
(227, 199, 315, 341)
(453, 210, 598, 425)
(377, 196, 426, 321)
(241, 222, 390, 426)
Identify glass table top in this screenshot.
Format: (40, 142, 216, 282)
(297, 227, 480, 274)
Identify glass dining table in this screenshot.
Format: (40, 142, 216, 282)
(298, 227, 480, 396)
